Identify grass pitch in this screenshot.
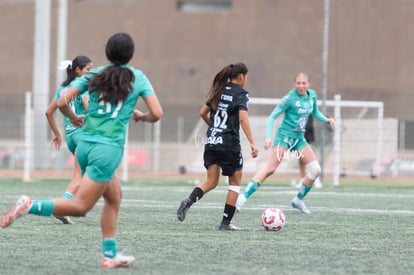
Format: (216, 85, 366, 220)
(0, 176, 413, 275)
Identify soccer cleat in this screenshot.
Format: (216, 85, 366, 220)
(290, 197, 311, 214)
(235, 194, 247, 212)
(55, 215, 74, 225)
(218, 222, 242, 231)
(0, 195, 32, 228)
(177, 198, 191, 221)
(102, 253, 136, 268)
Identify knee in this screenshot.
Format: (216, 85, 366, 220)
(306, 160, 321, 180)
(201, 180, 218, 192)
(106, 195, 122, 207)
(72, 209, 87, 217)
(228, 185, 241, 194)
(71, 202, 92, 217)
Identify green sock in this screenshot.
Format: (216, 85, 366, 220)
(62, 192, 73, 200)
(28, 200, 55, 216)
(243, 180, 260, 198)
(297, 182, 312, 200)
(102, 238, 118, 259)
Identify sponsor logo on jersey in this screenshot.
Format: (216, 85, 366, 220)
(221, 94, 233, 101)
(205, 136, 223, 145)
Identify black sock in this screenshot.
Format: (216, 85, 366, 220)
(221, 204, 236, 225)
(188, 187, 204, 204)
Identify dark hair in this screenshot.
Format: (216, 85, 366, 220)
(206, 63, 248, 110)
(62, 55, 91, 86)
(89, 33, 135, 104)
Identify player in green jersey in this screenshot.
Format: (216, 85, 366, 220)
(236, 73, 335, 213)
(177, 63, 258, 230)
(45, 56, 92, 224)
(1, 33, 163, 268)
(291, 115, 322, 188)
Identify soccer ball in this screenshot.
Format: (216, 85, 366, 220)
(261, 208, 285, 231)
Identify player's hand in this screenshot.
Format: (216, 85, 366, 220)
(264, 138, 272, 150)
(70, 114, 85, 127)
(50, 136, 62, 151)
(250, 144, 258, 158)
(327, 117, 335, 126)
(132, 109, 145, 123)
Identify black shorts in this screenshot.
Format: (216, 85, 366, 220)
(203, 150, 243, 177)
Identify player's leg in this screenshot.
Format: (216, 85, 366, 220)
(177, 164, 220, 221)
(56, 152, 82, 224)
(64, 153, 82, 197)
(290, 158, 307, 188)
(177, 150, 221, 221)
(236, 145, 286, 210)
(290, 145, 320, 214)
(79, 143, 134, 268)
(218, 151, 243, 230)
(100, 175, 135, 268)
(305, 143, 322, 188)
(0, 172, 105, 228)
(299, 158, 306, 179)
(219, 168, 242, 230)
(56, 134, 82, 224)
(52, 142, 111, 217)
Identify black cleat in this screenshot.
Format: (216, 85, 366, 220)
(177, 198, 191, 221)
(218, 222, 242, 231)
(55, 216, 74, 224)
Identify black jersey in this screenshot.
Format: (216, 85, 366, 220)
(204, 82, 249, 152)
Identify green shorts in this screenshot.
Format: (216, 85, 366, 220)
(273, 133, 308, 151)
(66, 130, 83, 154)
(76, 140, 123, 182)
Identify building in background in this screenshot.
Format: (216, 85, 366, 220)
(0, 0, 413, 174)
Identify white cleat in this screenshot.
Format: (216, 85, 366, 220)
(290, 197, 311, 214)
(102, 253, 136, 268)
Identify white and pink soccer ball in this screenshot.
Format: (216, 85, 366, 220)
(261, 208, 285, 231)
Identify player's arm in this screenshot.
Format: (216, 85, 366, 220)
(312, 100, 335, 126)
(199, 104, 210, 126)
(45, 99, 62, 150)
(57, 86, 84, 127)
(264, 104, 284, 149)
(82, 94, 89, 112)
(132, 94, 163, 123)
(239, 110, 258, 158)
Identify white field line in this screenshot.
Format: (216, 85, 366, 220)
(122, 186, 414, 199)
(119, 199, 414, 215)
(2, 187, 414, 215)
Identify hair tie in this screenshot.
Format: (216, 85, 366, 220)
(58, 60, 72, 70)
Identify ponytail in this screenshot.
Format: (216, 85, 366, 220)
(206, 63, 248, 110)
(61, 56, 92, 87)
(89, 32, 136, 105)
(89, 66, 134, 105)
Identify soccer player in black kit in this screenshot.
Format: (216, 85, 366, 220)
(177, 63, 258, 230)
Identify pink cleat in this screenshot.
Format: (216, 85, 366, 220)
(0, 195, 32, 228)
(102, 253, 136, 268)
